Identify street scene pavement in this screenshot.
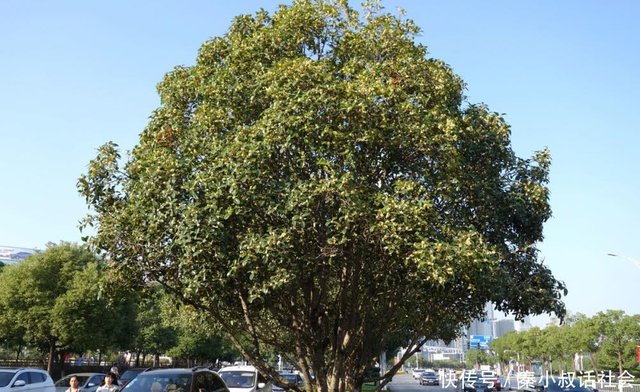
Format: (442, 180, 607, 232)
(388, 373, 450, 392)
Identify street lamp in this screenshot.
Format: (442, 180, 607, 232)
(607, 253, 640, 270)
(503, 350, 520, 376)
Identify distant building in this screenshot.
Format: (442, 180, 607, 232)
(467, 302, 495, 337)
(0, 246, 37, 264)
(514, 316, 532, 332)
(494, 319, 515, 338)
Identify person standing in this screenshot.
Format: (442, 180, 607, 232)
(109, 367, 120, 385)
(97, 372, 120, 392)
(65, 376, 81, 392)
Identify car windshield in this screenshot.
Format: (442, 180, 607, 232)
(122, 373, 191, 392)
(0, 371, 16, 388)
(219, 371, 256, 388)
(56, 376, 92, 387)
(423, 372, 437, 377)
(280, 374, 298, 384)
(121, 370, 144, 382)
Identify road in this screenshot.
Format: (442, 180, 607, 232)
(388, 373, 453, 392)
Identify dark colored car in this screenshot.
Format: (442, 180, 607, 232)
(420, 371, 439, 386)
(121, 368, 228, 392)
(119, 368, 153, 388)
(457, 371, 497, 392)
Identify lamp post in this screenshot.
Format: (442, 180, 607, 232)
(607, 253, 640, 269)
(503, 350, 520, 374)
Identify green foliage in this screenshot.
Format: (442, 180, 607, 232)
(465, 349, 496, 368)
(78, 1, 566, 391)
(0, 242, 133, 371)
(491, 310, 640, 375)
(161, 300, 239, 365)
(131, 285, 178, 364)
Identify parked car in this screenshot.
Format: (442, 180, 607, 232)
(420, 371, 439, 386)
(0, 368, 55, 392)
(55, 373, 105, 392)
(272, 372, 302, 392)
(119, 369, 152, 388)
(120, 368, 228, 392)
(217, 366, 272, 392)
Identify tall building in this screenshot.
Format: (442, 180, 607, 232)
(494, 319, 515, 338)
(467, 302, 495, 337)
(514, 316, 532, 332)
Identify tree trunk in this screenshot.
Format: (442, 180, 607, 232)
(47, 342, 55, 373)
(15, 343, 21, 361)
(617, 352, 623, 376)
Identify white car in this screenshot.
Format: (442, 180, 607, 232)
(412, 369, 425, 379)
(0, 368, 55, 392)
(54, 373, 105, 392)
(218, 366, 272, 392)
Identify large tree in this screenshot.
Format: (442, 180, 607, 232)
(78, 1, 566, 391)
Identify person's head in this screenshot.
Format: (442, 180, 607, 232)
(110, 367, 120, 377)
(70, 376, 79, 388)
(105, 373, 116, 385)
(151, 382, 162, 392)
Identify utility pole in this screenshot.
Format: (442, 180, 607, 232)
(608, 253, 640, 269)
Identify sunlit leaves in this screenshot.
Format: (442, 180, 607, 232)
(78, 0, 565, 391)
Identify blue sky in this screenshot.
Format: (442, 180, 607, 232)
(1, 1, 638, 324)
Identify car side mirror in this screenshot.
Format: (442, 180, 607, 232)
(257, 383, 266, 389)
(13, 380, 27, 387)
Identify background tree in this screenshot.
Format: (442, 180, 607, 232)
(574, 315, 605, 373)
(78, 1, 566, 392)
(162, 301, 239, 366)
(0, 242, 126, 372)
(51, 262, 137, 364)
(490, 331, 520, 372)
(129, 286, 177, 367)
(465, 349, 495, 369)
(592, 310, 640, 375)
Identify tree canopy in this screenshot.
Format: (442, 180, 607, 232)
(491, 311, 640, 376)
(78, 1, 566, 391)
(0, 242, 133, 372)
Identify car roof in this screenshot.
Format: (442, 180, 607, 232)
(141, 369, 190, 375)
(139, 368, 210, 375)
(218, 366, 257, 372)
(62, 373, 105, 377)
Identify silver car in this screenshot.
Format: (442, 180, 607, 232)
(0, 368, 56, 392)
(54, 373, 105, 392)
